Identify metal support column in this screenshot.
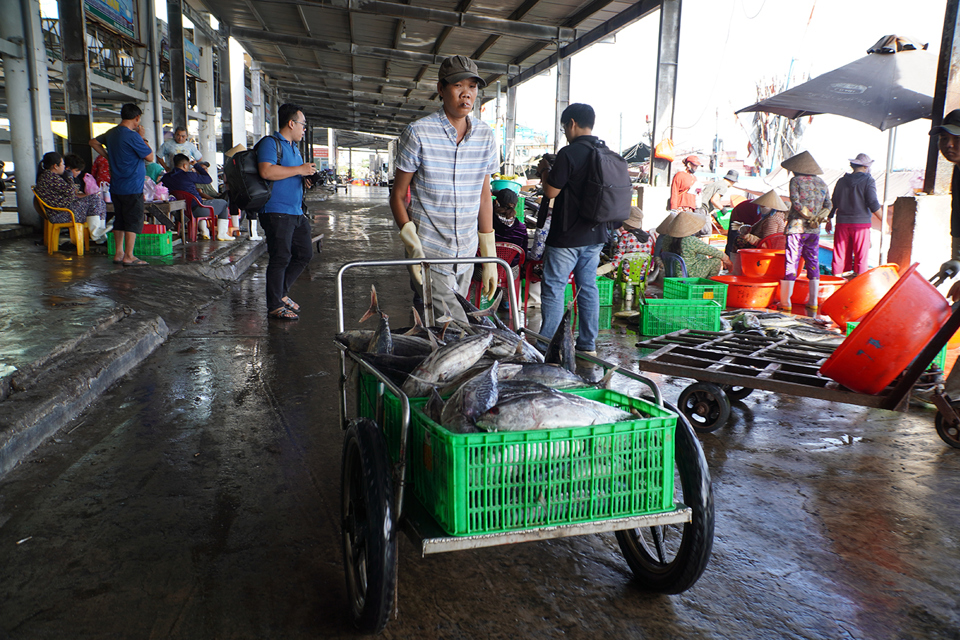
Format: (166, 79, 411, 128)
(251, 61, 262, 138)
(218, 23, 232, 152)
(136, 0, 162, 148)
(166, 0, 188, 132)
(924, 0, 960, 195)
(57, 0, 93, 169)
(650, 0, 681, 189)
(229, 37, 246, 147)
(270, 84, 279, 131)
(196, 30, 216, 162)
(329, 128, 338, 177)
(504, 84, 517, 176)
(554, 55, 570, 152)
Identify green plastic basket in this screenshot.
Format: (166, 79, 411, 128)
(409, 388, 677, 536)
(564, 276, 614, 307)
(663, 277, 728, 308)
(640, 299, 722, 336)
(358, 368, 407, 463)
(846, 322, 947, 372)
(106, 231, 173, 256)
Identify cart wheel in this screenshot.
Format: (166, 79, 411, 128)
(615, 405, 714, 593)
(315, 238, 323, 253)
(341, 418, 396, 634)
(721, 384, 753, 401)
(935, 403, 960, 449)
(678, 382, 731, 433)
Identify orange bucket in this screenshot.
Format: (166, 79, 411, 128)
(709, 275, 779, 308)
(790, 275, 847, 306)
(819, 263, 951, 395)
(739, 248, 803, 280)
(820, 264, 900, 331)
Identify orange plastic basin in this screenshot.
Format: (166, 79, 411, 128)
(820, 264, 900, 331)
(790, 275, 847, 306)
(739, 248, 803, 280)
(819, 263, 951, 395)
(709, 275, 779, 308)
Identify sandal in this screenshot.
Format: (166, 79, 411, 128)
(122, 259, 149, 267)
(269, 307, 299, 321)
(282, 296, 300, 312)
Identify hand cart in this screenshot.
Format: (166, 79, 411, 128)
(633, 292, 960, 449)
(335, 258, 715, 634)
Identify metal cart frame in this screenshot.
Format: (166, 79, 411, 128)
(335, 258, 714, 634)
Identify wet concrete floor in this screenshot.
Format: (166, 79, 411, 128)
(1, 187, 959, 639)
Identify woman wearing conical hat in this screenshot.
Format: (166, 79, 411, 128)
(727, 190, 789, 274)
(661, 209, 731, 278)
(780, 151, 831, 313)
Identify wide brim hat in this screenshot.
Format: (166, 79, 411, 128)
(225, 144, 246, 158)
(930, 109, 960, 136)
(849, 153, 874, 167)
(438, 55, 486, 88)
(663, 210, 708, 238)
(656, 211, 678, 234)
(723, 169, 738, 183)
(624, 206, 644, 230)
(752, 189, 788, 212)
(781, 151, 823, 176)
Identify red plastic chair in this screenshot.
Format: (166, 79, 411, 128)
(467, 242, 525, 326)
(170, 190, 217, 242)
(757, 233, 787, 250)
(522, 259, 577, 313)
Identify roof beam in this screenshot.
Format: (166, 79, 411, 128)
(472, 0, 541, 60)
(281, 92, 430, 116)
(276, 82, 436, 107)
(260, 63, 437, 92)
(230, 27, 521, 75)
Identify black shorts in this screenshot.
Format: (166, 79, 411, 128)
(112, 193, 145, 234)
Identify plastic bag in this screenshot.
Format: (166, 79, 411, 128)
(143, 177, 157, 202)
(83, 173, 99, 195)
(154, 183, 169, 201)
(101, 182, 111, 203)
(654, 138, 675, 162)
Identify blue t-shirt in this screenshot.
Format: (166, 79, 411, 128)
(257, 132, 303, 216)
(96, 125, 152, 195)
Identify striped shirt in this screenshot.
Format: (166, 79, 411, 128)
(396, 108, 498, 275)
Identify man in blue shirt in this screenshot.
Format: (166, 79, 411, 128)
(90, 103, 154, 266)
(160, 154, 232, 241)
(257, 103, 318, 320)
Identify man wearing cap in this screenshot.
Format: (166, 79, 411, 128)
(826, 153, 880, 277)
(389, 55, 498, 321)
(670, 155, 701, 211)
(780, 151, 831, 313)
(698, 169, 738, 235)
(932, 110, 960, 296)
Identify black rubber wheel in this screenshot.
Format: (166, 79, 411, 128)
(677, 382, 731, 433)
(935, 403, 960, 449)
(615, 404, 715, 593)
(341, 418, 397, 634)
(721, 384, 753, 401)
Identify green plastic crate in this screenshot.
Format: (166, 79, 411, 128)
(846, 322, 947, 372)
(640, 299, 722, 336)
(663, 277, 728, 308)
(358, 368, 407, 464)
(106, 231, 173, 256)
(408, 388, 677, 536)
(564, 276, 615, 307)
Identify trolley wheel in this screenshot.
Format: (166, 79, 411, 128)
(341, 418, 396, 634)
(721, 384, 753, 401)
(678, 382, 731, 433)
(935, 402, 960, 449)
(615, 405, 714, 593)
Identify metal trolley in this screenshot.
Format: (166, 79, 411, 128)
(335, 258, 715, 634)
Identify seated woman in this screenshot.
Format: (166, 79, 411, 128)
(160, 153, 232, 241)
(35, 151, 108, 242)
(735, 189, 789, 249)
(491, 188, 527, 265)
(608, 206, 655, 276)
(661, 210, 731, 278)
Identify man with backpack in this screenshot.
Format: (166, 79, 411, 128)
(256, 103, 318, 320)
(536, 103, 630, 355)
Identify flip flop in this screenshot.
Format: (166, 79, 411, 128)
(122, 259, 149, 267)
(269, 307, 299, 321)
(282, 296, 301, 312)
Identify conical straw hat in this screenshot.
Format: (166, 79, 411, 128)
(663, 210, 708, 238)
(781, 150, 822, 176)
(225, 144, 247, 158)
(656, 211, 678, 234)
(752, 189, 788, 211)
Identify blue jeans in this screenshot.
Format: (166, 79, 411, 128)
(540, 243, 604, 351)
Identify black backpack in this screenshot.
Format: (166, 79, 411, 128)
(574, 137, 632, 227)
(223, 136, 282, 211)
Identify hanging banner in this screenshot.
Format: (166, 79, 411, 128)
(184, 39, 201, 78)
(85, 0, 136, 39)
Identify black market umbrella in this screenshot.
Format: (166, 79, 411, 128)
(735, 35, 936, 131)
(621, 141, 651, 164)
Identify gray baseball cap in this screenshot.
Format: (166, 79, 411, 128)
(930, 109, 960, 136)
(438, 55, 486, 88)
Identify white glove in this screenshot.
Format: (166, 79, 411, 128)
(478, 231, 498, 298)
(596, 263, 616, 276)
(400, 221, 425, 285)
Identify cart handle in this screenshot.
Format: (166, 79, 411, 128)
(336, 257, 520, 332)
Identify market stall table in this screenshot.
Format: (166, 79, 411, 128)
(105, 199, 185, 230)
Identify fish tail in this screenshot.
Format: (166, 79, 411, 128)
(403, 307, 424, 336)
(597, 365, 619, 389)
(359, 284, 381, 323)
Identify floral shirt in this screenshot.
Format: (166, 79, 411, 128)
(785, 174, 831, 235)
(672, 235, 725, 279)
(35, 170, 78, 209)
(610, 227, 655, 275)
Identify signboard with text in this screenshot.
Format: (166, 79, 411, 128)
(184, 39, 201, 78)
(85, 0, 136, 39)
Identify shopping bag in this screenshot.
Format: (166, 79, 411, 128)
(83, 173, 99, 195)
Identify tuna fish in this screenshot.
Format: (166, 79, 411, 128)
(440, 361, 500, 433)
(452, 289, 496, 328)
(335, 331, 435, 357)
(402, 332, 495, 397)
(499, 362, 590, 389)
(467, 290, 511, 332)
(358, 285, 394, 354)
(544, 301, 576, 373)
(425, 387, 445, 424)
(476, 392, 634, 432)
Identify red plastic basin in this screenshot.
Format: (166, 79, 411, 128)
(820, 264, 900, 331)
(739, 248, 803, 280)
(819, 263, 951, 395)
(709, 275, 779, 308)
(790, 275, 847, 306)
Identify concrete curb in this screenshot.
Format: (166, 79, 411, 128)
(0, 313, 169, 477)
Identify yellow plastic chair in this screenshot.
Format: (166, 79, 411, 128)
(32, 187, 85, 256)
(616, 252, 651, 300)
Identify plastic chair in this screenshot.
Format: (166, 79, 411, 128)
(170, 190, 217, 242)
(521, 259, 579, 314)
(616, 252, 652, 301)
(468, 242, 525, 326)
(32, 187, 85, 256)
(757, 233, 786, 250)
(661, 251, 688, 278)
